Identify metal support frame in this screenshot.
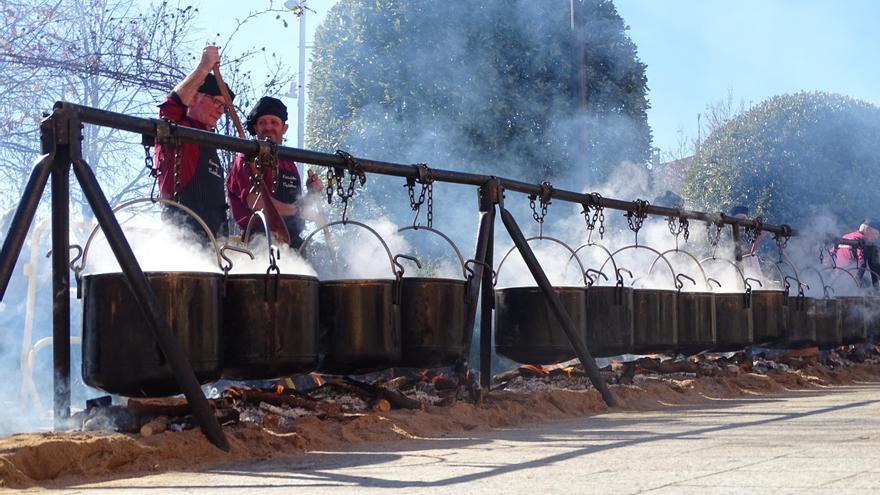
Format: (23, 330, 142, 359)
(0, 103, 228, 451)
(10, 100, 838, 432)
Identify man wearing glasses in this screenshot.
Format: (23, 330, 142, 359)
(154, 45, 233, 238)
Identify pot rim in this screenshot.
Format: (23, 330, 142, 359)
(83, 270, 223, 279)
(400, 276, 467, 284)
(226, 273, 319, 282)
(319, 278, 396, 285)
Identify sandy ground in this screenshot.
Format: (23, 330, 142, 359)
(2, 361, 880, 489)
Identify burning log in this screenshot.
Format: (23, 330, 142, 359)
(382, 376, 414, 391)
(372, 399, 392, 412)
(127, 397, 191, 419)
(258, 402, 312, 419)
(332, 377, 424, 410)
(139, 416, 168, 437)
(225, 388, 343, 418)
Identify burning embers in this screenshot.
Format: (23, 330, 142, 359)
(73, 368, 480, 435)
(493, 344, 880, 393)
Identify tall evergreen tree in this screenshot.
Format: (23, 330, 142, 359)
(307, 0, 651, 187)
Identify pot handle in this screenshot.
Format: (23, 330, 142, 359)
(464, 259, 496, 308)
(398, 225, 467, 279)
(599, 244, 678, 289)
(585, 268, 608, 287)
(393, 254, 423, 278)
(572, 242, 618, 286)
(243, 210, 282, 272)
(800, 266, 836, 300)
(219, 245, 256, 273)
(299, 219, 398, 278)
(698, 257, 748, 292)
(494, 236, 586, 286)
(826, 266, 863, 290)
(648, 248, 711, 290)
(392, 254, 422, 305)
(676, 273, 696, 292)
(74, 197, 227, 275)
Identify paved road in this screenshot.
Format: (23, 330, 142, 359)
(48, 383, 880, 494)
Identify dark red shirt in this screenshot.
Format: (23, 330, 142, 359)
(154, 93, 213, 198)
(227, 154, 302, 232)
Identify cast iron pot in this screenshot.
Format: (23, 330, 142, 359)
(600, 245, 680, 354)
(396, 226, 471, 368)
(82, 271, 222, 397)
(585, 283, 635, 357)
(652, 252, 717, 355)
(676, 289, 716, 354)
(222, 213, 320, 379)
(76, 198, 226, 397)
(631, 288, 678, 353)
(840, 296, 867, 345)
(576, 244, 636, 357)
(222, 272, 319, 379)
(785, 296, 817, 347)
(697, 257, 758, 351)
(301, 220, 403, 374)
(494, 237, 588, 364)
(812, 298, 842, 349)
(713, 292, 754, 351)
(751, 290, 788, 346)
(495, 286, 586, 364)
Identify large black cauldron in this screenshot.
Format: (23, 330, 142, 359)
(77, 198, 225, 397)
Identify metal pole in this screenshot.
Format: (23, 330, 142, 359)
(297, 9, 306, 149)
(463, 197, 495, 366)
(51, 148, 71, 425)
(480, 216, 495, 390)
(0, 154, 53, 300)
(71, 103, 804, 237)
(498, 205, 618, 407)
(70, 156, 229, 451)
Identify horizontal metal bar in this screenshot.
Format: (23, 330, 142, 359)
(68, 100, 799, 237)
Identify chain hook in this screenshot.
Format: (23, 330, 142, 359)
(625, 199, 650, 245)
(528, 181, 553, 238)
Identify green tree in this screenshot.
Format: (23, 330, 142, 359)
(307, 0, 650, 187)
(682, 92, 880, 228)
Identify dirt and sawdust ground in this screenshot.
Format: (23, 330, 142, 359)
(3, 358, 880, 489)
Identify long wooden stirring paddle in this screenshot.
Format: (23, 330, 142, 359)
(212, 65, 292, 246)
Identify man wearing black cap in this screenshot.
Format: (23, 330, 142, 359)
(227, 96, 322, 247)
(154, 45, 232, 238)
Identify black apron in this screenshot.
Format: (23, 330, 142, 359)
(275, 167, 305, 248)
(170, 145, 228, 240)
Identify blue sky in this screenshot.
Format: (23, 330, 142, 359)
(199, 0, 880, 157)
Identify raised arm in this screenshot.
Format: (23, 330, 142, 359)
(173, 46, 220, 105)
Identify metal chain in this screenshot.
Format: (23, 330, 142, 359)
(743, 216, 764, 246)
(680, 217, 690, 242)
(528, 181, 553, 237)
(255, 141, 280, 195)
(625, 199, 650, 244)
(667, 215, 683, 238)
(581, 193, 606, 241)
(426, 181, 433, 228)
(405, 163, 434, 228)
(143, 143, 159, 201)
(171, 125, 182, 202)
(706, 221, 723, 247)
(332, 150, 366, 222)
